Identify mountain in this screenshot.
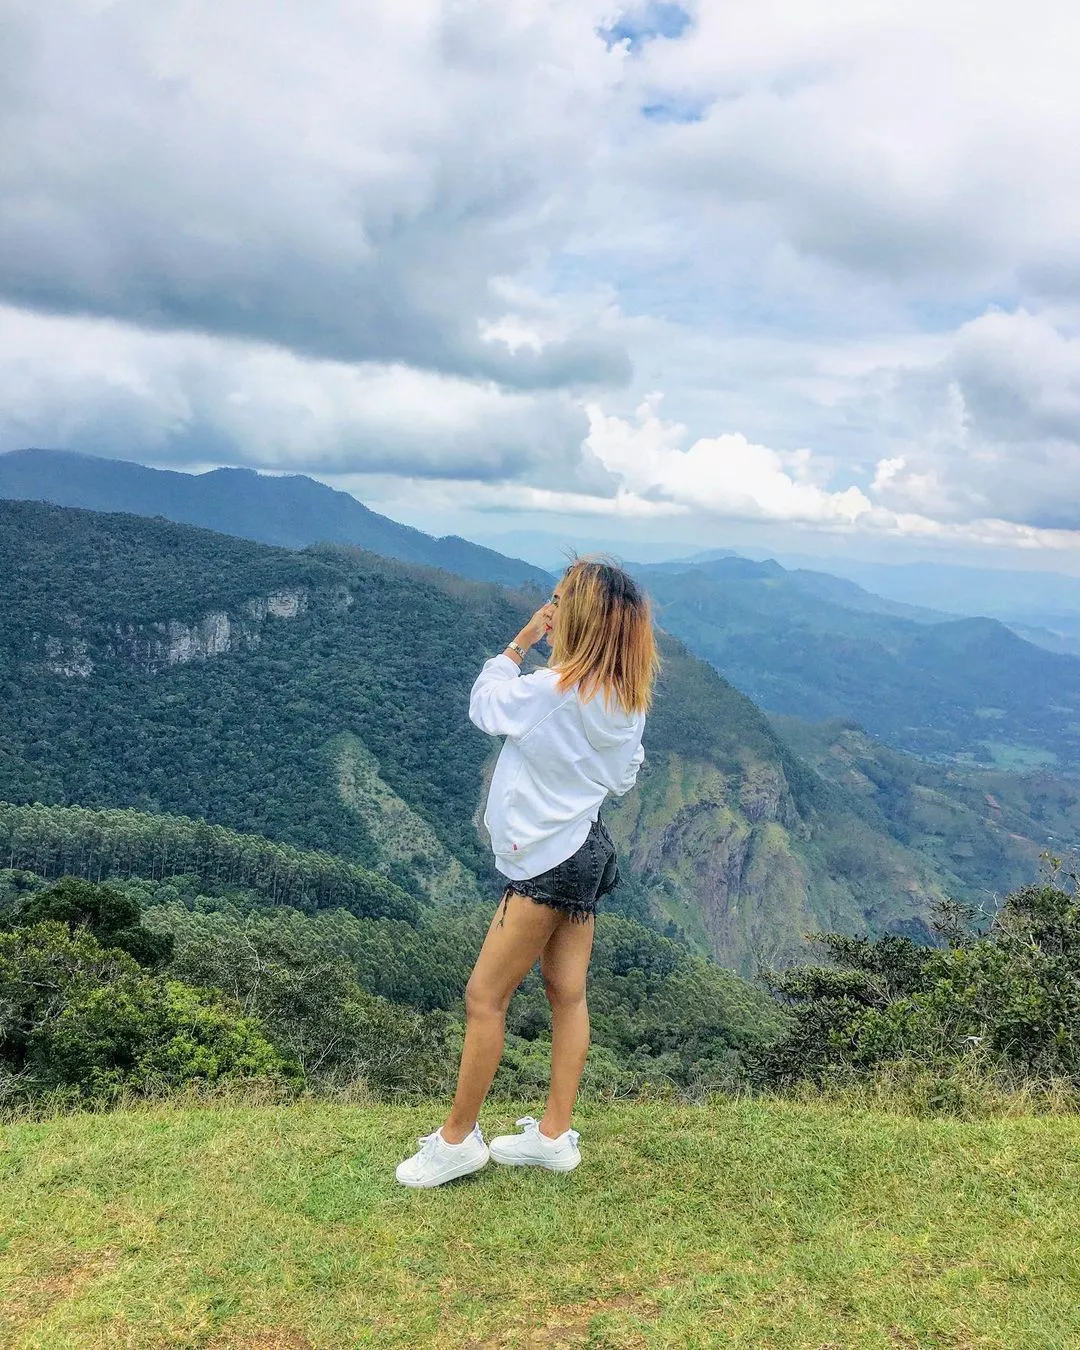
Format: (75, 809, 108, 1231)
(634, 556, 1080, 774)
(766, 551, 1080, 637)
(774, 554, 1080, 617)
(1002, 614, 1080, 658)
(772, 716, 1080, 895)
(7, 497, 1058, 973)
(0, 447, 551, 590)
(467, 528, 723, 571)
(778, 568, 954, 625)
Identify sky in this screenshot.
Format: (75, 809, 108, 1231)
(3, 0, 1080, 570)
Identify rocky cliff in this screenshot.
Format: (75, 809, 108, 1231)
(38, 589, 310, 677)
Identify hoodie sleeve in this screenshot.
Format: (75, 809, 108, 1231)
(612, 739, 645, 797)
(469, 654, 557, 739)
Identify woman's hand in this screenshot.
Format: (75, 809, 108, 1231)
(517, 602, 556, 650)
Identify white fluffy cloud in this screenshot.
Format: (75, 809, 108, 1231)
(585, 397, 872, 523)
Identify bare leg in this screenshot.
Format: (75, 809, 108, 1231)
(538, 913, 596, 1139)
(441, 890, 561, 1144)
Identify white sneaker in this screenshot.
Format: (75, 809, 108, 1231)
(395, 1123, 490, 1188)
(488, 1116, 581, 1172)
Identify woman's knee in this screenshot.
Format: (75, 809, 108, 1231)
(543, 972, 587, 1010)
(464, 975, 509, 1020)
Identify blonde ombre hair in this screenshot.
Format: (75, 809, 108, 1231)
(549, 557, 660, 714)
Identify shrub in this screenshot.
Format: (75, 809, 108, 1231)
(757, 879, 1080, 1092)
(36, 978, 288, 1101)
(1, 921, 137, 1091)
(1, 920, 286, 1108)
(151, 903, 455, 1095)
(4, 876, 174, 968)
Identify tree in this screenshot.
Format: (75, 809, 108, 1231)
(6, 877, 174, 968)
(757, 879, 1080, 1089)
(1, 921, 134, 1090)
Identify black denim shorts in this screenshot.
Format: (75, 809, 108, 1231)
(498, 814, 619, 926)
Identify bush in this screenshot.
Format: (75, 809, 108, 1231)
(0, 920, 286, 1108)
(37, 977, 288, 1101)
(4, 876, 174, 968)
(757, 878, 1080, 1092)
(1, 921, 136, 1100)
(151, 903, 455, 1095)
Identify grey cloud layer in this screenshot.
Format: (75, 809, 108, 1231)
(629, 2, 1080, 294)
(861, 309, 1080, 529)
(0, 0, 629, 388)
(3, 0, 1080, 549)
(0, 307, 609, 491)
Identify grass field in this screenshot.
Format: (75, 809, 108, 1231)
(2, 1097, 1079, 1348)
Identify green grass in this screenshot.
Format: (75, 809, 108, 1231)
(2, 1098, 1080, 1348)
(982, 740, 1060, 771)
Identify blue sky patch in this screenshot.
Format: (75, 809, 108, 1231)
(641, 97, 707, 124)
(599, 2, 693, 53)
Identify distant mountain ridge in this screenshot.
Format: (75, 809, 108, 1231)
(0, 448, 552, 591)
(762, 551, 1080, 655)
(633, 555, 1080, 774)
(768, 552, 1080, 619)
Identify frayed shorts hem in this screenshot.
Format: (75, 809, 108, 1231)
(500, 886, 598, 925)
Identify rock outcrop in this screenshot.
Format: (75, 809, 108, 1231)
(36, 588, 309, 678)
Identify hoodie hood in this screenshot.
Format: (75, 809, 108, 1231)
(576, 688, 643, 750)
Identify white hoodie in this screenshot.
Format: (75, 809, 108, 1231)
(469, 653, 646, 881)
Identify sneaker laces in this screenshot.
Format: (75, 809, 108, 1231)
(515, 1116, 580, 1148)
(416, 1130, 442, 1159)
(417, 1125, 481, 1155)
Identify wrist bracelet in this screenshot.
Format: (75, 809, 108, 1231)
(507, 641, 529, 660)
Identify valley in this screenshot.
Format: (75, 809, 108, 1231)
(2, 498, 1072, 977)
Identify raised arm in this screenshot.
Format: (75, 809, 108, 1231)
(469, 656, 551, 737)
(468, 600, 558, 738)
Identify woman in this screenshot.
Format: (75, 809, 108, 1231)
(396, 558, 659, 1188)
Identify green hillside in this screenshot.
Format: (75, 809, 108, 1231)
(775, 717, 1080, 894)
(0, 498, 1068, 972)
(0, 447, 551, 590)
(637, 557, 1080, 772)
(2, 1098, 1078, 1348)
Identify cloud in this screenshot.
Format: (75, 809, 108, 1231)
(3, 0, 1080, 564)
(626, 0, 1080, 293)
(584, 395, 872, 524)
(354, 388, 1080, 566)
(0, 306, 606, 489)
(552, 388, 1080, 562)
(0, 0, 631, 389)
(864, 308, 1080, 529)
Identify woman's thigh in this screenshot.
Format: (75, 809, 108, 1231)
(468, 890, 564, 1008)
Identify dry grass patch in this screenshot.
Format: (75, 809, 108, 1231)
(0, 1246, 119, 1338)
(464, 1288, 662, 1349)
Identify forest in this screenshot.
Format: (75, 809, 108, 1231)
(3, 500, 1080, 1116)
